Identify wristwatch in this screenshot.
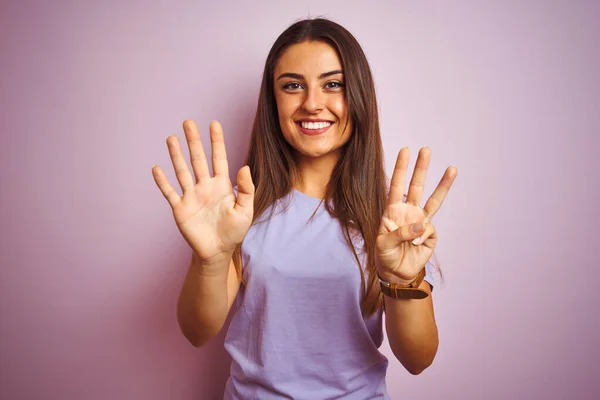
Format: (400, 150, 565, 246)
(378, 267, 429, 300)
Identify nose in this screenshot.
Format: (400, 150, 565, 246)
(301, 86, 324, 114)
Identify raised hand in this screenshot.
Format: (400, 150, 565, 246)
(152, 120, 255, 266)
(376, 147, 457, 284)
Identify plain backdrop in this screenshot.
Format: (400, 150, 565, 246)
(1, 0, 599, 399)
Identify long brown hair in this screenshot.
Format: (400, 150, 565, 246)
(233, 18, 434, 317)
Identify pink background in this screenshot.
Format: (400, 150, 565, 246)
(1, 1, 599, 399)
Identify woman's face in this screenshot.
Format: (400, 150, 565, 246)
(273, 41, 352, 161)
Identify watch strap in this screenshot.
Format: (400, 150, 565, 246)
(378, 267, 429, 300)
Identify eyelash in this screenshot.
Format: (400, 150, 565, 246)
(282, 81, 344, 90)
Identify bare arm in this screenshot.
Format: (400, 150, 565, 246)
(176, 253, 241, 347)
(376, 147, 456, 375)
(151, 120, 254, 347)
(384, 280, 438, 375)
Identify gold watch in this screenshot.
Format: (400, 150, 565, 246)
(378, 268, 429, 300)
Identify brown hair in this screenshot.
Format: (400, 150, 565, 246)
(233, 17, 439, 317)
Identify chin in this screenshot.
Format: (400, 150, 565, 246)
(292, 144, 341, 159)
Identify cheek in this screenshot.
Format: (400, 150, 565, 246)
(329, 97, 351, 136)
(329, 96, 349, 121)
(275, 93, 299, 119)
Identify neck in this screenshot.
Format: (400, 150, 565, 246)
(293, 151, 340, 199)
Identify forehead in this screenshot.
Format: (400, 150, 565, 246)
(274, 41, 342, 76)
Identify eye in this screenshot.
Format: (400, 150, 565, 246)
(282, 82, 303, 90)
(325, 81, 344, 90)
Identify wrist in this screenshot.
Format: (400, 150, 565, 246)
(377, 270, 419, 286)
(378, 267, 429, 300)
(190, 251, 232, 278)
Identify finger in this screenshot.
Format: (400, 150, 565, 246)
(388, 148, 409, 205)
(379, 221, 427, 249)
(167, 134, 195, 193)
(183, 120, 210, 183)
(406, 147, 431, 206)
(423, 166, 458, 219)
(412, 221, 437, 246)
(151, 165, 181, 208)
(210, 121, 229, 177)
(234, 165, 255, 218)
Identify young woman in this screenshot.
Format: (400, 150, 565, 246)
(152, 18, 457, 400)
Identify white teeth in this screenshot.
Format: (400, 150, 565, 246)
(300, 121, 332, 130)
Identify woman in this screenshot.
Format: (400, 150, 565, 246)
(152, 18, 457, 400)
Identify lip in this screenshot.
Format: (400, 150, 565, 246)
(296, 119, 333, 123)
(296, 120, 334, 136)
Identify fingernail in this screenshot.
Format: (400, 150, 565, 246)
(412, 222, 423, 233)
(412, 236, 422, 245)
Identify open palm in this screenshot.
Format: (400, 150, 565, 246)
(376, 147, 457, 284)
(152, 120, 255, 264)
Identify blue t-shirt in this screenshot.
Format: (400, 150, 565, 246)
(223, 188, 434, 399)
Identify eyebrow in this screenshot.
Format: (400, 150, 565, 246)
(276, 69, 344, 80)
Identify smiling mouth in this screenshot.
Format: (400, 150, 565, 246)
(297, 121, 333, 130)
(296, 120, 333, 136)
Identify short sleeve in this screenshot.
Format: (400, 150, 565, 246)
(423, 260, 435, 292)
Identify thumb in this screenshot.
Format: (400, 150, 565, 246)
(234, 165, 255, 215)
(391, 221, 427, 243)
